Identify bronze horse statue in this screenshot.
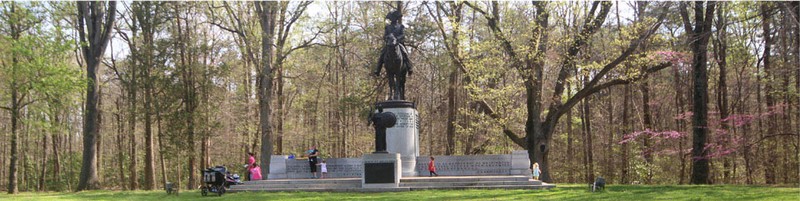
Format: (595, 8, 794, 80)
(377, 34, 409, 100)
(375, 10, 412, 101)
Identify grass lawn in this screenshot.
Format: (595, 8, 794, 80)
(1, 184, 798, 201)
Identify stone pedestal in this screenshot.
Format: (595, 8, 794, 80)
(510, 150, 531, 175)
(267, 155, 289, 179)
(362, 153, 401, 188)
(376, 100, 419, 177)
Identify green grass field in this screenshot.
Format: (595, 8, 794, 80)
(1, 184, 798, 201)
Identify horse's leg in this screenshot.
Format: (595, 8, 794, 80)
(388, 73, 397, 100)
(399, 73, 406, 100)
(393, 74, 401, 100)
(393, 75, 401, 100)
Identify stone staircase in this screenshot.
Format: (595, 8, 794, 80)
(229, 178, 367, 192)
(400, 175, 553, 190)
(229, 175, 554, 192)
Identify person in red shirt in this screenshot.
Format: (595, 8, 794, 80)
(428, 156, 439, 177)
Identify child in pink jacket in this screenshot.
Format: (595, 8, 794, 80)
(250, 163, 262, 180)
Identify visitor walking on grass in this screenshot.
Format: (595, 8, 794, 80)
(428, 156, 439, 177)
(307, 145, 320, 178)
(532, 162, 541, 180)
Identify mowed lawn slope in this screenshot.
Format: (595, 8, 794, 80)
(1, 184, 797, 201)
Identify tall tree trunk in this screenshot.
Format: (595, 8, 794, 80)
(50, 130, 62, 188)
(96, 89, 104, 185)
(276, 68, 284, 155)
(52, 129, 61, 188)
(6, 37, 20, 196)
(76, 1, 117, 191)
(621, 85, 631, 184)
(566, 83, 575, 183)
(681, 1, 715, 185)
(761, 3, 777, 185)
(526, 1, 550, 182)
(131, 1, 160, 190)
(605, 88, 614, 183)
(157, 110, 167, 188)
(779, 8, 793, 184)
(255, 1, 277, 179)
(581, 94, 594, 183)
(6, 2, 21, 194)
(672, 63, 688, 184)
(274, 2, 287, 155)
(641, 79, 654, 184)
(794, 2, 800, 185)
(1, 126, 4, 190)
(446, 70, 457, 155)
(713, 4, 731, 183)
(174, 2, 197, 189)
(114, 98, 125, 189)
(38, 134, 48, 191)
(22, 121, 28, 192)
(143, 73, 155, 190)
(128, 84, 137, 190)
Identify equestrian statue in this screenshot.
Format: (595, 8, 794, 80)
(374, 10, 413, 100)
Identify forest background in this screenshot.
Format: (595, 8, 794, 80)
(0, 1, 798, 193)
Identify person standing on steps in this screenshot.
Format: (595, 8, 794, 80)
(307, 145, 320, 179)
(532, 162, 541, 180)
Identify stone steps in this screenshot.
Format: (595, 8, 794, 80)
(400, 176, 544, 188)
(229, 187, 411, 192)
(243, 178, 361, 185)
(401, 175, 532, 182)
(229, 176, 555, 192)
(230, 178, 361, 191)
(234, 183, 361, 189)
(400, 181, 537, 187)
(408, 184, 555, 190)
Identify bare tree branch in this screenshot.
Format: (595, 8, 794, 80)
(553, 62, 672, 122)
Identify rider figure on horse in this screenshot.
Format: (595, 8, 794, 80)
(375, 10, 413, 77)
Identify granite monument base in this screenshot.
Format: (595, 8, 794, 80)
(376, 100, 419, 177)
(362, 153, 401, 188)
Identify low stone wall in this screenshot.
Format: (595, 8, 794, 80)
(266, 150, 531, 179)
(268, 156, 363, 179)
(416, 151, 531, 176)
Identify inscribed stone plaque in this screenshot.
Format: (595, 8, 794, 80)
(364, 163, 395, 183)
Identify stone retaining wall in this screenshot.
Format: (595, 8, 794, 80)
(266, 150, 531, 179)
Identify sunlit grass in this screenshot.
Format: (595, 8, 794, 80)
(2, 184, 798, 201)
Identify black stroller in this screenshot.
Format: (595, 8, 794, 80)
(201, 166, 229, 196)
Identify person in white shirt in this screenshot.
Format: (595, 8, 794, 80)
(318, 159, 328, 179)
